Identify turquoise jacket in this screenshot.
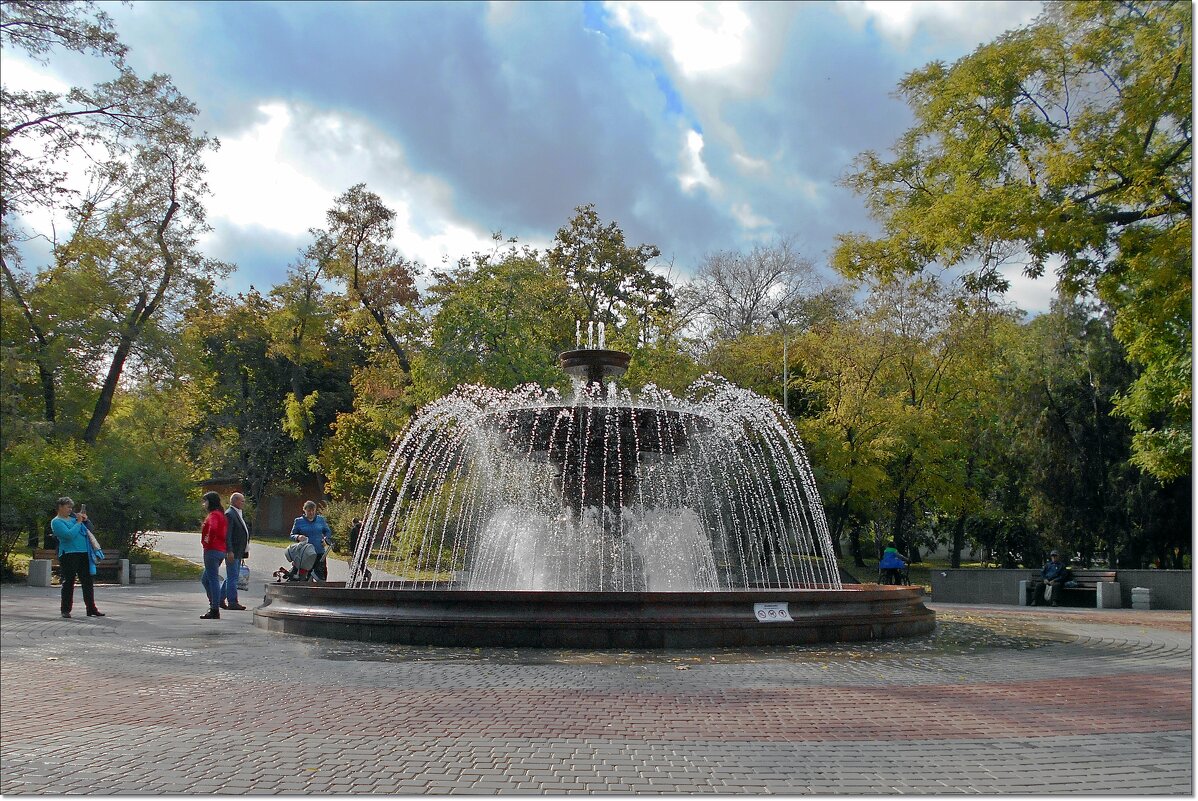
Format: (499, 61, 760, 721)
(50, 515, 89, 555)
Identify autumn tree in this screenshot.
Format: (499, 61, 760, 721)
(1, 0, 219, 443)
(312, 184, 419, 373)
(835, 0, 1191, 481)
(682, 238, 824, 342)
(546, 203, 673, 343)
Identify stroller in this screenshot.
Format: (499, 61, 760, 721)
(275, 540, 319, 583)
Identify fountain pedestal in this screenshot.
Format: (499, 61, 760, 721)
(255, 583, 936, 647)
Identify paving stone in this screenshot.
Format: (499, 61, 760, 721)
(0, 582, 1191, 795)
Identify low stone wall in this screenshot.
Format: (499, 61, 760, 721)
(930, 569, 1029, 605)
(1113, 570, 1191, 610)
(930, 568, 1192, 609)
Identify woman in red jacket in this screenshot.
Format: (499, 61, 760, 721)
(199, 491, 228, 619)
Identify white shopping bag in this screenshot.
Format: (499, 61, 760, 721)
(237, 563, 250, 590)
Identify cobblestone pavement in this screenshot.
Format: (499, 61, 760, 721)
(0, 581, 1190, 795)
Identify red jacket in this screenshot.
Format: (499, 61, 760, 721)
(201, 510, 228, 553)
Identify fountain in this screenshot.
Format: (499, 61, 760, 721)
(255, 331, 934, 646)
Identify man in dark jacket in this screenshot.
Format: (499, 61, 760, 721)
(222, 492, 251, 610)
(1037, 550, 1069, 606)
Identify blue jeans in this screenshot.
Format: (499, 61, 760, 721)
(201, 550, 226, 609)
(223, 557, 242, 605)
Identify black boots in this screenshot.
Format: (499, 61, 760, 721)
(200, 608, 220, 619)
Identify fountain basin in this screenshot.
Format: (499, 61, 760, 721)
(254, 583, 935, 648)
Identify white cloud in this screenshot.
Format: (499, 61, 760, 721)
(199, 100, 498, 279)
(1001, 262, 1056, 316)
(1, 56, 71, 93)
(605, 1, 751, 77)
(838, 1, 1041, 49)
(203, 103, 329, 238)
(678, 129, 718, 194)
(731, 202, 771, 230)
(732, 151, 770, 175)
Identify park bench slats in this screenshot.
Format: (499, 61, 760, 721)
(33, 548, 122, 581)
(1026, 569, 1118, 607)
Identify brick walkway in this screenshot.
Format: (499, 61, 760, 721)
(0, 582, 1190, 794)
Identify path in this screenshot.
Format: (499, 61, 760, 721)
(0, 584, 1190, 795)
(151, 529, 355, 583)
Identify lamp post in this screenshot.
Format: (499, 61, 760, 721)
(770, 309, 788, 415)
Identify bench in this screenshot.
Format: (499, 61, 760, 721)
(33, 548, 123, 582)
(1021, 569, 1120, 608)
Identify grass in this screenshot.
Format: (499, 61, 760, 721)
(839, 558, 995, 595)
(143, 552, 203, 580)
(3, 547, 201, 582)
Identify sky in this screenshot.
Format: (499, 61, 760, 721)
(5, 0, 1058, 313)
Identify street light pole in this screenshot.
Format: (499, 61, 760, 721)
(770, 310, 788, 414)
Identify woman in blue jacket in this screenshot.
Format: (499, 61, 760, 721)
(291, 500, 333, 581)
(50, 497, 104, 618)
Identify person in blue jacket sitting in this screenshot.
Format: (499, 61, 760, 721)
(1037, 549, 1070, 606)
(290, 500, 333, 581)
(879, 543, 909, 585)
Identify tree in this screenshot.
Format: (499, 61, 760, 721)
(415, 240, 575, 398)
(682, 238, 822, 342)
(313, 184, 419, 372)
(835, 0, 1191, 481)
(546, 203, 673, 341)
(1, 0, 219, 443)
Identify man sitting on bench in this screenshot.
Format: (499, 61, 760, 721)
(1036, 549, 1070, 606)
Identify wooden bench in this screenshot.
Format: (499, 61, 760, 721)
(1023, 569, 1120, 608)
(33, 548, 123, 582)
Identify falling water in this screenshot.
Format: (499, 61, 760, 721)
(348, 370, 842, 592)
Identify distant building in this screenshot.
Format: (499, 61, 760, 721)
(198, 475, 326, 537)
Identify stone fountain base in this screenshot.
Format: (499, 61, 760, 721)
(253, 584, 935, 647)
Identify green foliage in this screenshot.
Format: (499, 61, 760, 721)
(416, 241, 575, 398)
(547, 203, 674, 341)
(0, 428, 193, 560)
(835, 0, 1192, 480)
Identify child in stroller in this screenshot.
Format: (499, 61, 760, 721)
(276, 537, 319, 583)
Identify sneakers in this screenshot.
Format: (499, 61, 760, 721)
(200, 608, 220, 620)
(61, 611, 71, 619)
(86, 609, 105, 617)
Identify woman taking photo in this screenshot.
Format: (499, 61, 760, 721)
(51, 497, 104, 618)
(199, 491, 227, 619)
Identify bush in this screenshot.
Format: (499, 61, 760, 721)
(0, 433, 195, 572)
(0, 438, 89, 559)
(322, 498, 368, 551)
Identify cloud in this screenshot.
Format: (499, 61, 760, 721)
(605, 2, 752, 79)
(678, 130, 718, 194)
(10, 0, 1051, 290)
(837, 1, 1041, 51)
(199, 99, 502, 289)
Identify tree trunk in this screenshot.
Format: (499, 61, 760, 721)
(890, 486, 909, 557)
(951, 512, 966, 569)
(362, 300, 411, 373)
(83, 324, 138, 444)
(847, 524, 865, 568)
(83, 200, 179, 444)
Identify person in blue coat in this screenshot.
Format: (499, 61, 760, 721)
(1037, 550, 1070, 606)
(50, 497, 104, 618)
(290, 501, 333, 581)
(878, 544, 909, 585)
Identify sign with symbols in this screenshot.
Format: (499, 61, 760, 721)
(753, 602, 793, 622)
